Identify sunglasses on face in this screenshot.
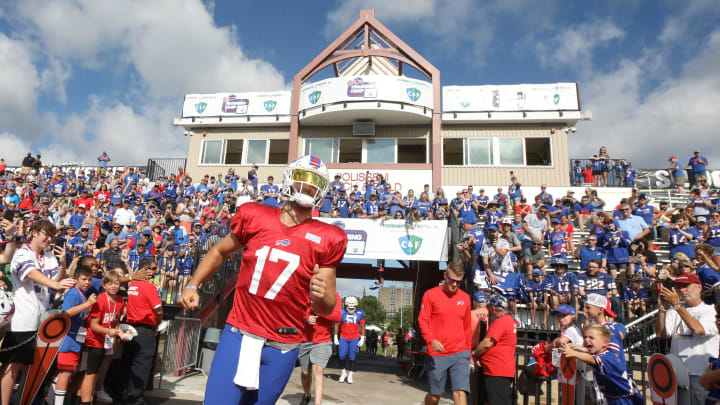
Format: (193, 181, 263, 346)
(445, 276, 463, 286)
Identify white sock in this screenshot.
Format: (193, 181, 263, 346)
(54, 390, 66, 405)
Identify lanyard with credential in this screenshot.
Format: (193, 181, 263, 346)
(106, 293, 118, 328)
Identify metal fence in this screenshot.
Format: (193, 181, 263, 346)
(159, 317, 202, 387)
(568, 158, 631, 187)
(146, 157, 187, 180)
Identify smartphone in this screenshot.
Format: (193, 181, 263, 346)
(53, 237, 66, 248)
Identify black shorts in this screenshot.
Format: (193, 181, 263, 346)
(0, 331, 36, 365)
(593, 170, 601, 175)
(601, 168, 609, 173)
(81, 346, 107, 374)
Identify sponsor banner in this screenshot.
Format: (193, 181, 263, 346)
(299, 75, 433, 110)
(328, 169, 432, 194)
(316, 218, 448, 261)
(442, 83, 579, 112)
(182, 92, 291, 118)
(635, 169, 720, 189)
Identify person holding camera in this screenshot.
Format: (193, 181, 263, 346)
(655, 274, 719, 405)
(0, 220, 75, 405)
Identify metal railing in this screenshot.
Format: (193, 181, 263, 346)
(159, 317, 203, 388)
(146, 157, 187, 181)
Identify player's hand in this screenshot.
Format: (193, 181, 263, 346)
(54, 244, 67, 266)
(178, 286, 200, 312)
(306, 315, 317, 325)
(487, 273, 498, 285)
(358, 335, 365, 348)
(333, 335, 340, 346)
(56, 278, 76, 291)
(87, 293, 97, 306)
(430, 339, 444, 353)
(133, 268, 153, 281)
(309, 265, 326, 303)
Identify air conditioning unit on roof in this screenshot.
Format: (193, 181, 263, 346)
(353, 120, 375, 136)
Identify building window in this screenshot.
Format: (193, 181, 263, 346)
(467, 138, 492, 165)
(397, 138, 426, 163)
(224, 140, 244, 165)
(246, 140, 266, 165)
(200, 140, 223, 165)
(305, 139, 334, 163)
(443, 139, 463, 165)
(497, 138, 524, 166)
(268, 140, 289, 164)
(442, 137, 552, 167)
(525, 137, 552, 166)
(338, 139, 362, 163)
(365, 139, 395, 163)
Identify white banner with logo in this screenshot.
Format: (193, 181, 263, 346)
(299, 75, 433, 110)
(442, 83, 579, 112)
(182, 91, 291, 117)
(328, 169, 432, 195)
(316, 218, 448, 261)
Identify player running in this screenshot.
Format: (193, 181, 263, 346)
(333, 296, 366, 384)
(178, 155, 348, 405)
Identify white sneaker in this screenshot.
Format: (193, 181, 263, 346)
(347, 372, 354, 384)
(338, 369, 347, 383)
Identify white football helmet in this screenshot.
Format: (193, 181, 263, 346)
(344, 296, 358, 314)
(280, 155, 329, 208)
(0, 289, 14, 329)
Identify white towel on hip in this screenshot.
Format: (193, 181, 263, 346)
(233, 333, 266, 390)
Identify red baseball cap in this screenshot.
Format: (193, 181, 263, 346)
(668, 156, 677, 161)
(674, 274, 701, 285)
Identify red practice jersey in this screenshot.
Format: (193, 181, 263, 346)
(227, 203, 347, 343)
(303, 292, 342, 344)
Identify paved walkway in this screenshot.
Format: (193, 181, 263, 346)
(146, 353, 455, 404)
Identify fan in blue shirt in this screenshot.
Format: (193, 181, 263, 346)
(669, 217, 700, 259)
(625, 164, 637, 187)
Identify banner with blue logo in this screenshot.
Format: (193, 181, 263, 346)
(298, 75, 433, 111)
(316, 218, 448, 261)
(182, 91, 291, 118)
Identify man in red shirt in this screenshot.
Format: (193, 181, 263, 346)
(473, 294, 517, 405)
(119, 258, 162, 405)
(298, 292, 342, 405)
(418, 259, 472, 405)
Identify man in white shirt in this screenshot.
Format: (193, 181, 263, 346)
(655, 274, 719, 405)
(113, 199, 136, 230)
(0, 220, 75, 405)
(522, 205, 550, 251)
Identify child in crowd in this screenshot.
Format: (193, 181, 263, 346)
(525, 269, 550, 328)
(583, 293, 626, 354)
(621, 275, 647, 320)
(53, 265, 98, 405)
(548, 260, 578, 309)
(545, 304, 582, 352)
(80, 270, 129, 405)
(561, 323, 643, 404)
(573, 160, 583, 186)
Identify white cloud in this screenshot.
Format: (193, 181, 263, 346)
(336, 278, 371, 299)
(659, 0, 720, 43)
(530, 19, 624, 72)
(571, 30, 720, 168)
(14, 0, 287, 100)
(325, 0, 436, 37)
(0, 133, 33, 166)
(0, 33, 44, 138)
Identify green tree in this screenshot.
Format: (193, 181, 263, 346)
(358, 296, 386, 327)
(388, 306, 413, 332)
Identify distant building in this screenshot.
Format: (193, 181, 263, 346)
(378, 285, 412, 317)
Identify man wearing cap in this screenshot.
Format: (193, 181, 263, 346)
(68, 225, 93, 262)
(521, 237, 546, 276)
(473, 294, 516, 405)
(114, 199, 135, 230)
(685, 150, 710, 187)
(261, 176, 280, 208)
(469, 292, 489, 405)
(68, 204, 87, 233)
(617, 203, 649, 243)
(363, 192, 380, 217)
(522, 205, 549, 252)
(667, 156, 687, 193)
(656, 274, 719, 405)
(418, 259, 472, 405)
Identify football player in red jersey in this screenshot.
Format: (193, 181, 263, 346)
(178, 156, 347, 405)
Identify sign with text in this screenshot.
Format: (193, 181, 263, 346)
(328, 169, 432, 195)
(443, 83, 579, 112)
(299, 75, 433, 110)
(316, 218, 448, 261)
(182, 91, 291, 118)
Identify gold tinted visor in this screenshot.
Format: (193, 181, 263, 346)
(291, 169, 327, 190)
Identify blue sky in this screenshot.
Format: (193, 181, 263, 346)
(1, 0, 719, 170)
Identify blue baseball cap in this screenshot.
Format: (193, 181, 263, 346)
(532, 269, 543, 276)
(459, 218, 474, 226)
(485, 224, 499, 232)
(473, 292, 488, 304)
(551, 304, 576, 316)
